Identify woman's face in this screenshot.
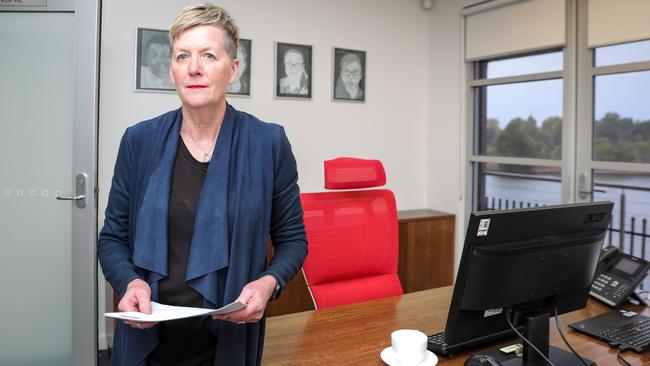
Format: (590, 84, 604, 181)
(341, 61, 362, 88)
(283, 51, 304, 77)
(170, 25, 238, 110)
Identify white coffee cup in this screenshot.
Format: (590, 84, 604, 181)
(390, 329, 427, 366)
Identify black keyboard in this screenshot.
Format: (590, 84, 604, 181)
(427, 332, 450, 355)
(569, 310, 650, 353)
(600, 318, 650, 352)
(427, 329, 514, 356)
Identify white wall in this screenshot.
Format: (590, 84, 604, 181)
(426, 0, 465, 268)
(98, 0, 434, 348)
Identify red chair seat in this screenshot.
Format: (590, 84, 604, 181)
(309, 274, 403, 309)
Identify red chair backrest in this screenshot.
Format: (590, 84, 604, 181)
(301, 157, 403, 309)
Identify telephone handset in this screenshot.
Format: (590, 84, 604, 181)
(590, 246, 650, 307)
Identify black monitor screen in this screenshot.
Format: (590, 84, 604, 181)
(442, 202, 613, 356)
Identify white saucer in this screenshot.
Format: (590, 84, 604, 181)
(380, 347, 438, 366)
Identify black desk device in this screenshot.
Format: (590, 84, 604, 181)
(569, 309, 650, 353)
(590, 246, 650, 307)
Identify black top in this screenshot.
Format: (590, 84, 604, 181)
(148, 138, 216, 366)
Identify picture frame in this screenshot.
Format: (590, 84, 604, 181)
(135, 28, 175, 92)
(275, 42, 312, 99)
(332, 48, 366, 102)
(227, 38, 252, 97)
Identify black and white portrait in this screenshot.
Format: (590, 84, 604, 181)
(227, 38, 252, 96)
(275, 42, 312, 99)
(333, 48, 365, 102)
(135, 28, 175, 92)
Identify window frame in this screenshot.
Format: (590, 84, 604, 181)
(467, 48, 566, 212)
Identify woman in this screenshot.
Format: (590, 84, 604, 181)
(98, 4, 307, 366)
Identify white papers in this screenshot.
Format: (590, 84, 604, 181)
(104, 301, 246, 322)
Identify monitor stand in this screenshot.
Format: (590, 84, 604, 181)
(475, 313, 595, 366)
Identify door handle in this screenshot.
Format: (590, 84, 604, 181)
(56, 195, 86, 200)
(578, 189, 606, 195)
(578, 172, 606, 200)
(56, 173, 87, 208)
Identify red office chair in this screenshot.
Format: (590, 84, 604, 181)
(300, 157, 403, 309)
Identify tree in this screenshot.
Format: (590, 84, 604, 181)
(485, 118, 501, 155)
(541, 116, 562, 159)
(634, 140, 650, 163)
(495, 117, 545, 160)
(594, 138, 636, 162)
(594, 113, 650, 163)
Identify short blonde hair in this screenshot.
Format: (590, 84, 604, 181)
(170, 3, 239, 60)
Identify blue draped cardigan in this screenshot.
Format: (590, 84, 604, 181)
(97, 105, 308, 365)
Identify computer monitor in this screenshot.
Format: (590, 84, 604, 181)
(444, 201, 613, 365)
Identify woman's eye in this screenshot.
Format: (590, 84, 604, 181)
(176, 54, 189, 61)
(204, 53, 216, 60)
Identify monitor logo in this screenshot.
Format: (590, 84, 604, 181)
(583, 212, 606, 224)
(483, 308, 502, 318)
(477, 218, 491, 237)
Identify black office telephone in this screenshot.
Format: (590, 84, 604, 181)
(590, 246, 650, 307)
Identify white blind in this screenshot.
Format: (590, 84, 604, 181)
(465, 0, 565, 61)
(588, 0, 650, 48)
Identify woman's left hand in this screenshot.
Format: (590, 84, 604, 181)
(211, 275, 277, 324)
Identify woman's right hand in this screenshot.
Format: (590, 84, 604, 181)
(118, 278, 158, 329)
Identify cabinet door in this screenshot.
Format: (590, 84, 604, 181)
(398, 212, 455, 293)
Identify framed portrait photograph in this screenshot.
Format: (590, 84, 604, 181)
(275, 42, 312, 99)
(227, 38, 252, 96)
(332, 48, 366, 102)
(135, 28, 175, 92)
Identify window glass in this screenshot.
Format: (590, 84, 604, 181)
(593, 170, 650, 259)
(595, 39, 650, 67)
(477, 79, 563, 159)
(485, 51, 563, 79)
(475, 163, 561, 211)
(594, 71, 650, 163)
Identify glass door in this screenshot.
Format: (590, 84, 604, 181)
(0, 1, 99, 365)
(575, 2, 650, 258)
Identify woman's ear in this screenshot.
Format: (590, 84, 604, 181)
(229, 58, 240, 84)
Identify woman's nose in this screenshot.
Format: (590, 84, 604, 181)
(188, 56, 202, 75)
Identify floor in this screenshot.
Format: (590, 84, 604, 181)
(98, 349, 111, 366)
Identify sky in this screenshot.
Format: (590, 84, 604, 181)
(485, 41, 650, 126)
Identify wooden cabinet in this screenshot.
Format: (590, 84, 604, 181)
(267, 209, 455, 317)
(397, 209, 455, 293)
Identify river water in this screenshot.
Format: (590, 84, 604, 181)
(485, 174, 650, 258)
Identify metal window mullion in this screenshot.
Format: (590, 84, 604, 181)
(590, 161, 650, 174)
(468, 155, 563, 167)
(470, 70, 563, 87)
(471, 61, 485, 211)
(562, 0, 579, 204)
(591, 60, 650, 77)
(575, 0, 594, 204)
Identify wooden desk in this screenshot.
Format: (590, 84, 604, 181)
(263, 286, 650, 365)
